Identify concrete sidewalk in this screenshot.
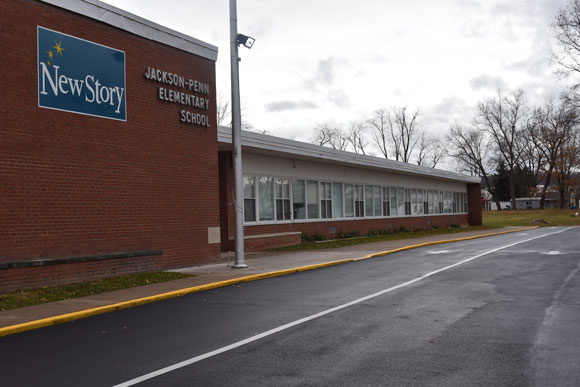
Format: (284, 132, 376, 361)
(0, 227, 530, 330)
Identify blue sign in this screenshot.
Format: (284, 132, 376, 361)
(37, 26, 126, 121)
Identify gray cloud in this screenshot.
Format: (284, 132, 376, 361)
(326, 88, 350, 108)
(265, 99, 318, 112)
(423, 96, 474, 134)
(459, 20, 485, 38)
(470, 74, 507, 90)
(454, 0, 482, 10)
(299, 57, 351, 108)
(303, 57, 348, 89)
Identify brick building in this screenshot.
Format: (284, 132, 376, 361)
(1, 0, 481, 292)
(1, 0, 220, 292)
(218, 128, 481, 252)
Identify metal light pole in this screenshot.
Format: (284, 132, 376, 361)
(229, 0, 247, 268)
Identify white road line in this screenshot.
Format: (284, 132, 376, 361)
(113, 227, 573, 387)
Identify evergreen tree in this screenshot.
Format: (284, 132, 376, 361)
(492, 160, 511, 202)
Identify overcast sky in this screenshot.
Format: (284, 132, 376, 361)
(105, 0, 572, 146)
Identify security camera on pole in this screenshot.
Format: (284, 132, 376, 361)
(229, 0, 254, 268)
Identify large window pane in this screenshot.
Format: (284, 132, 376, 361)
(355, 185, 364, 217)
(365, 185, 373, 217)
(307, 180, 319, 219)
(411, 189, 417, 215)
(292, 179, 306, 220)
(345, 184, 354, 217)
(243, 175, 256, 222)
(398, 188, 405, 215)
(333, 183, 343, 218)
(390, 187, 397, 216)
(320, 182, 332, 218)
(383, 187, 390, 216)
(258, 176, 274, 221)
(405, 189, 411, 215)
(374, 186, 382, 216)
(444, 191, 452, 213)
(276, 178, 290, 221)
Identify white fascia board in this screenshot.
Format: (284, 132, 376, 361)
(218, 127, 480, 184)
(40, 0, 218, 61)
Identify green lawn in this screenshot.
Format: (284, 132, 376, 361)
(273, 225, 494, 251)
(483, 209, 580, 228)
(0, 271, 190, 311)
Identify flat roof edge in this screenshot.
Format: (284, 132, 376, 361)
(40, 0, 218, 61)
(218, 127, 480, 184)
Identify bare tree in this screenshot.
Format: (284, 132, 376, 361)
(416, 131, 446, 168)
(477, 89, 527, 209)
(428, 136, 447, 168)
(518, 120, 544, 193)
(217, 96, 230, 127)
(447, 122, 501, 209)
(216, 96, 254, 131)
(313, 123, 349, 151)
(555, 125, 580, 207)
(552, 1, 580, 108)
(389, 107, 420, 163)
(347, 121, 368, 155)
(313, 123, 334, 147)
(527, 97, 577, 208)
(553, 0, 580, 79)
(416, 131, 429, 167)
(368, 109, 391, 159)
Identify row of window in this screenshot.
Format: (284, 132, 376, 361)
(243, 176, 469, 223)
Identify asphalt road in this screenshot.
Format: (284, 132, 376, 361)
(1, 227, 580, 387)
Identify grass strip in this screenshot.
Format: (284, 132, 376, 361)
(483, 209, 580, 228)
(0, 271, 190, 311)
(272, 226, 495, 251)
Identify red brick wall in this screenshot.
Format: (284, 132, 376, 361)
(0, 255, 161, 293)
(218, 151, 236, 251)
(244, 233, 302, 252)
(467, 183, 483, 226)
(243, 214, 469, 243)
(0, 0, 221, 290)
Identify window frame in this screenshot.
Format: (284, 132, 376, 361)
(242, 175, 471, 225)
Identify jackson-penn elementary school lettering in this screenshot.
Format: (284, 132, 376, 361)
(37, 26, 126, 121)
(144, 66, 210, 127)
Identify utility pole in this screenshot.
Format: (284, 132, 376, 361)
(229, 0, 247, 268)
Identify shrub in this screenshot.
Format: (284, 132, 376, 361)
(336, 230, 361, 239)
(301, 232, 326, 242)
(312, 232, 326, 241)
(397, 225, 411, 233)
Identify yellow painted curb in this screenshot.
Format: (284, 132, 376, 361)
(0, 227, 536, 338)
(0, 258, 353, 338)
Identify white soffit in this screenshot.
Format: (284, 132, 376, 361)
(40, 0, 218, 61)
(218, 126, 480, 184)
